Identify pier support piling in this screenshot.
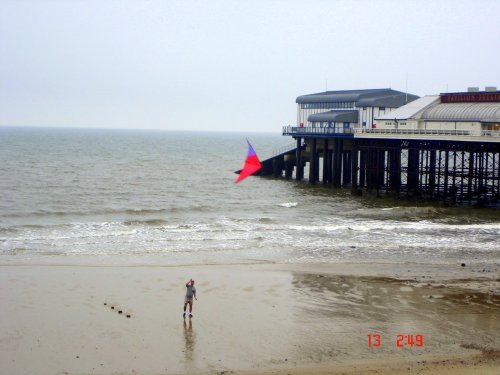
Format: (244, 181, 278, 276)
(295, 137, 304, 181)
(309, 138, 318, 184)
(322, 139, 330, 184)
(332, 139, 343, 187)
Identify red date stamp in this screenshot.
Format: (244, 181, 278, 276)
(367, 333, 424, 347)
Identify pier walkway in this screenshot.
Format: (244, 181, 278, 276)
(283, 126, 500, 143)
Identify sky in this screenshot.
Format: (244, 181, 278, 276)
(1, 0, 499, 132)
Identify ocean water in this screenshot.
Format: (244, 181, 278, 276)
(1, 126, 499, 266)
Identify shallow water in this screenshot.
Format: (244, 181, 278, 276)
(1, 126, 499, 267)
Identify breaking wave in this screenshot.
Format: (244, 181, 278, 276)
(278, 202, 298, 208)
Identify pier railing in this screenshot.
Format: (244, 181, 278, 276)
(353, 128, 500, 138)
(271, 141, 301, 157)
(283, 125, 500, 140)
(282, 126, 354, 136)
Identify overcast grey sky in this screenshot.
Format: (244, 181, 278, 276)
(1, 0, 499, 132)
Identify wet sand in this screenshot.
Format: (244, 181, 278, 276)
(0, 262, 498, 374)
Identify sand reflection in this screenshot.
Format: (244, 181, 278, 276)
(183, 318, 195, 361)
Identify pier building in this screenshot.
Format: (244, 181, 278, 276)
(374, 95, 440, 130)
(375, 90, 500, 136)
(256, 88, 500, 205)
(296, 88, 419, 130)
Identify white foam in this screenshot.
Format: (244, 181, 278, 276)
(278, 202, 298, 208)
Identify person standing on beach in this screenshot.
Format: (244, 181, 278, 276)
(183, 279, 197, 319)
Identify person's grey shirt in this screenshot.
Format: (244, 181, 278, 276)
(186, 285, 196, 298)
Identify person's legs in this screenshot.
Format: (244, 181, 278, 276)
(188, 301, 193, 313)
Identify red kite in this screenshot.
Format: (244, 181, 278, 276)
(235, 140, 262, 183)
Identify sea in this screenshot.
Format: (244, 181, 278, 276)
(1, 126, 499, 267)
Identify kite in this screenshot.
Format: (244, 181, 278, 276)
(235, 140, 262, 183)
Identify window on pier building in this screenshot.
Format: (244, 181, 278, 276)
(484, 123, 500, 131)
(300, 102, 355, 110)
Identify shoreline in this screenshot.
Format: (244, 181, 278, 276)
(2, 258, 498, 294)
(1, 262, 498, 375)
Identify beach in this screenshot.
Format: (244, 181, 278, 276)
(1, 128, 499, 374)
(2, 0, 500, 370)
(1, 260, 498, 375)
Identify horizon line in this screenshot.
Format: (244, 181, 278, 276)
(0, 124, 281, 134)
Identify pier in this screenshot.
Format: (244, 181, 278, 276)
(256, 89, 500, 206)
(263, 127, 500, 205)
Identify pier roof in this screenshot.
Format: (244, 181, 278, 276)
(296, 88, 419, 107)
(420, 102, 500, 122)
(376, 95, 440, 120)
(308, 110, 358, 123)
